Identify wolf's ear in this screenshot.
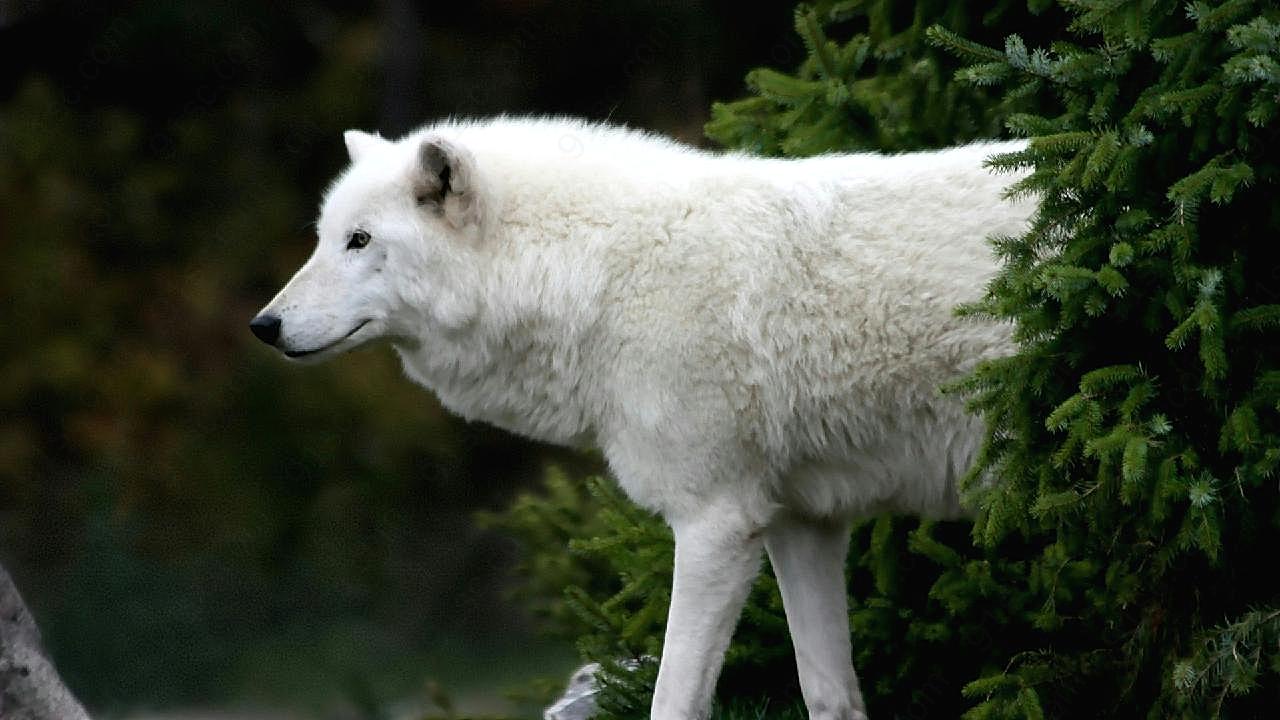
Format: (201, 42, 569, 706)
(416, 136, 477, 228)
(343, 130, 387, 163)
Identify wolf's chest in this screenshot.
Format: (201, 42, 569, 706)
(394, 339, 597, 448)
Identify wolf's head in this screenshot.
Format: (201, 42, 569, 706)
(250, 129, 486, 361)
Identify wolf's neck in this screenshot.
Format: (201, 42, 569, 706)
(395, 238, 607, 448)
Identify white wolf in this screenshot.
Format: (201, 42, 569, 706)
(250, 117, 1034, 720)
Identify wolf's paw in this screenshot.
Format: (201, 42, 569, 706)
(810, 706, 869, 720)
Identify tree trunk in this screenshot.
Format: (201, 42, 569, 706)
(0, 563, 91, 720)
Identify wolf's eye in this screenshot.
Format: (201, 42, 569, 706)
(346, 229, 371, 250)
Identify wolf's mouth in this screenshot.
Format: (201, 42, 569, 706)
(284, 319, 372, 359)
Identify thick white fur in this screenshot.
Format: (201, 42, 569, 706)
(255, 117, 1034, 720)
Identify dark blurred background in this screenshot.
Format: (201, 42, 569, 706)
(0, 0, 802, 716)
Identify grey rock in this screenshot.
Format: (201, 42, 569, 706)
(544, 663, 603, 720)
(544, 658, 654, 720)
(0, 562, 92, 720)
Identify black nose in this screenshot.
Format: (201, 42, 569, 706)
(249, 314, 282, 346)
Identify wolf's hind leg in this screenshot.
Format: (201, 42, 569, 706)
(765, 514, 867, 720)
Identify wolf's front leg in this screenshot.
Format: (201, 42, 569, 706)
(650, 507, 766, 720)
(765, 514, 867, 720)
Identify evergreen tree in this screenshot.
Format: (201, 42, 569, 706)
(929, 0, 1280, 715)
(492, 0, 1280, 717)
(705, 0, 1064, 154)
